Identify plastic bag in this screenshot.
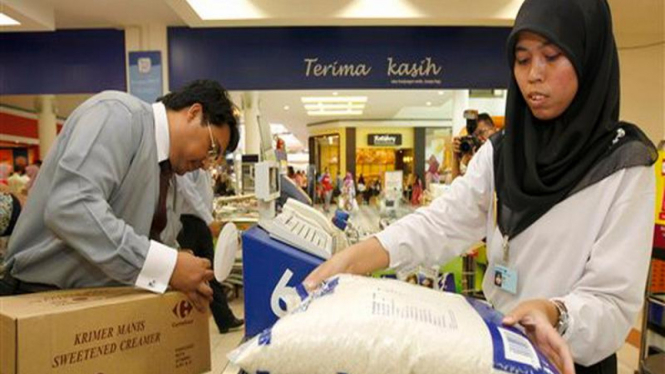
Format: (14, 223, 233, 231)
(229, 275, 560, 374)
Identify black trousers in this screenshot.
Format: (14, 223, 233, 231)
(177, 214, 236, 331)
(575, 354, 617, 374)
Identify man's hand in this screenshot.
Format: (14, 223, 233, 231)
(452, 136, 463, 159)
(169, 251, 214, 312)
(503, 299, 576, 374)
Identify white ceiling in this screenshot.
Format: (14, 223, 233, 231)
(0, 0, 662, 151)
(1, 0, 661, 39)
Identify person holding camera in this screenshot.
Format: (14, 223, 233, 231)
(451, 112, 497, 179)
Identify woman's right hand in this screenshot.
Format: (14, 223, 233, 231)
(303, 237, 390, 291)
(303, 252, 350, 291)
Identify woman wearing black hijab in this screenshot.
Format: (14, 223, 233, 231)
(305, 1, 656, 373)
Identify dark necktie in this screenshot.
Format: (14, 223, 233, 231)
(150, 160, 173, 242)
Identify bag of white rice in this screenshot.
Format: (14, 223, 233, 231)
(229, 274, 560, 374)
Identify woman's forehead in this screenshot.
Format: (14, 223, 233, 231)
(515, 31, 552, 48)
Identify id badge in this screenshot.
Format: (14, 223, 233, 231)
(493, 265, 518, 294)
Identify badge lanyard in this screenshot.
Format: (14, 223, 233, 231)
(494, 194, 518, 294)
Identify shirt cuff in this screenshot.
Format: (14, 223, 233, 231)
(135, 240, 178, 293)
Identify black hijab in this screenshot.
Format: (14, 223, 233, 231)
(494, 0, 657, 239)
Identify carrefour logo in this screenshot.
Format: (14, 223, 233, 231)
(172, 300, 193, 319)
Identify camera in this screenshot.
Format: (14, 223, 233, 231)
(459, 109, 481, 155)
(459, 135, 482, 155)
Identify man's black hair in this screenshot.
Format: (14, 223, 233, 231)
(477, 113, 495, 127)
(158, 80, 240, 154)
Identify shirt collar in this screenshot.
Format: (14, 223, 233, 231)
(152, 102, 170, 163)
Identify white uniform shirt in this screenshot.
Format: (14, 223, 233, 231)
(160, 170, 215, 248)
(178, 170, 214, 225)
(376, 141, 655, 366)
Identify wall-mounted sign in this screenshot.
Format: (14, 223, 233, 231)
(129, 51, 163, 104)
(368, 134, 402, 146)
(169, 27, 511, 90)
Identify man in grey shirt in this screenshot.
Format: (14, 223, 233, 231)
(1, 80, 239, 311)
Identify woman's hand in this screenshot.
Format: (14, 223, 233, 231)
(303, 252, 351, 291)
(303, 237, 390, 291)
(503, 299, 575, 374)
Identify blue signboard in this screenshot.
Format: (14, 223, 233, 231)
(0, 30, 126, 95)
(242, 226, 324, 337)
(129, 51, 163, 104)
(169, 26, 511, 90)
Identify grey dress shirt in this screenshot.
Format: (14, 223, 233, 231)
(5, 91, 161, 289)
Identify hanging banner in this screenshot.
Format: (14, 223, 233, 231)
(169, 27, 511, 90)
(129, 51, 163, 104)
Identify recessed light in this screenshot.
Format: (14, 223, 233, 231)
(186, 0, 265, 20)
(283, 105, 290, 110)
(301, 96, 368, 103)
(307, 110, 363, 116)
(0, 13, 21, 26)
(332, 92, 339, 96)
(303, 103, 365, 110)
(437, 91, 444, 95)
(426, 102, 432, 106)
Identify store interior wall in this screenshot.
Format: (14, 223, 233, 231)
(618, 41, 665, 143)
(308, 127, 347, 175)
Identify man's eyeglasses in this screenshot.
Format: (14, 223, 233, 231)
(206, 124, 221, 161)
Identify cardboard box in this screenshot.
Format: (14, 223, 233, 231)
(0, 287, 210, 374)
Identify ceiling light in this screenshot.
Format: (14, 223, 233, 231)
(304, 103, 365, 110)
(437, 91, 444, 95)
(302, 95, 367, 116)
(301, 96, 368, 104)
(332, 92, 339, 96)
(283, 105, 290, 110)
(0, 13, 20, 26)
(307, 110, 363, 116)
(186, 0, 265, 20)
(426, 102, 432, 106)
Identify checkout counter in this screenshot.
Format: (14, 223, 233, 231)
(242, 226, 324, 336)
(221, 223, 324, 374)
(237, 161, 339, 337)
(221, 161, 334, 374)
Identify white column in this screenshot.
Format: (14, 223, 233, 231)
(242, 91, 261, 156)
(36, 95, 57, 159)
(452, 90, 470, 136)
